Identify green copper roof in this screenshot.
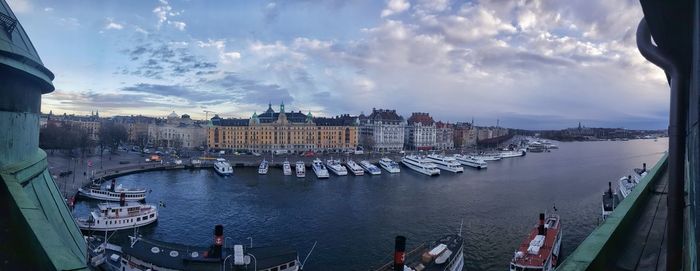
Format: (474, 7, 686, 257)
(0, 0, 54, 93)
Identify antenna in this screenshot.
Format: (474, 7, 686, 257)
(203, 110, 215, 120)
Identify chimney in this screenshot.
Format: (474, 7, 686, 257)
(628, 175, 632, 183)
(608, 182, 613, 197)
(643, 163, 647, 172)
(394, 236, 406, 271)
(111, 179, 116, 192)
(119, 192, 125, 207)
(538, 213, 545, 235)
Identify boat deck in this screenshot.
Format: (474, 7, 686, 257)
(374, 235, 463, 271)
(609, 169, 669, 270)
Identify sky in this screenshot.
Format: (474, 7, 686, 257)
(8, 0, 669, 130)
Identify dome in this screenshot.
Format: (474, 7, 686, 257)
(168, 111, 178, 118)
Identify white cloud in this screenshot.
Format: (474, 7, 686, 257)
(381, 0, 411, 17)
(170, 21, 186, 31)
(44, 7, 53, 12)
(7, 0, 32, 13)
(104, 18, 124, 30)
(153, 0, 185, 30)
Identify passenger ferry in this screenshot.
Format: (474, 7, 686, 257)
(500, 149, 527, 158)
(360, 160, 382, 175)
(401, 155, 440, 176)
(90, 225, 301, 271)
(79, 179, 146, 202)
(258, 159, 269, 175)
(325, 159, 348, 176)
(509, 213, 562, 271)
(528, 141, 546, 152)
(453, 154, 488, 169)
(295, 161, 305, 178)
(213, 158, 233, 176)
(617, 174, 639, 200)
(378, 157, 401, 173)
(76, 194, 157, 231)
(312, 159, 329, 179)
(283, 160, 292, 176)
(426, 154, 464, 173)
(374, 234, 464, 271)
(601, 182, 619, 221)
(345, 159, 365, 176)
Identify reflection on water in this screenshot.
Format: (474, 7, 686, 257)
(73, 139, 667, 271)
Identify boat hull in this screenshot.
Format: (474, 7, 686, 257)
(79, 189, 146, 202)
(401, 160, 440, 176)
(379, 162, 400, 173)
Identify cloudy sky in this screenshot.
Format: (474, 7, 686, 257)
(9, 0, 668, 129)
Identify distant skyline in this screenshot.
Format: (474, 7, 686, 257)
(10, 0, 669, 130)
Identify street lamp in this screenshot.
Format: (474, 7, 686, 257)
(222, 254, 233, 271)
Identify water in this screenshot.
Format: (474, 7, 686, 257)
(73, 139, 668, 271)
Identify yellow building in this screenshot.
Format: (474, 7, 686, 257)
(208, 103, 358, 153)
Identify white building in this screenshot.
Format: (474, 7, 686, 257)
(359, 108, 405, 152)
(435, 121, 454, 150)
(148, 112, 207, 149)
(404, 112, 437, 151)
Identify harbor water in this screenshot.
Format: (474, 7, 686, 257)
(73, 139, 668, 270)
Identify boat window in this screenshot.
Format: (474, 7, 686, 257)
(271, 267, 278, 271)
(288, 261, 295, 267)
(137, 217, 141, 222)
(280, 264, 286, 269)
(150, 214, 155, 218)
(143, 216, 148, 220)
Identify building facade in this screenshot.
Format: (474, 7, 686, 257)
(208, 103, 358, 153)
(112, 115, 156, 146)
(359, 108, 405, 152)
(148, 112, 207, 149)
(404, 112, 436, 151)
(435, 121, 454, 150)
(55, 112, 101, 141)
(453, 122, 477, 149)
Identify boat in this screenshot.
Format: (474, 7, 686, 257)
(345, 159, 364, 176)
(325, 159, 348, 176)
(500, 149, 527, 158)
(90, 225, 301, 271)
(295, 161, 305, 178)
(312, 158, 329, 179)
(258, 159, 269, 175)
(213, 158, 233, 176)
(472, 154, 501, 161)
(378, 157, 400, 173)
(374, 234, 464, 271)
(283, 160, 292, 176)
(453, 154, 487, 169)
(617, 174, 639, 200)
(76, 194, 157, 231)
(79, 179, 147, 202)
(509, 213, 562, 271)
(401, 155, 440, 176)
(633, 163, 648, 178)
(601, 182, 620, 221)
(426, 154, 464, 173)
(359, 160, 382, 175)
(528, 141, 546, 152)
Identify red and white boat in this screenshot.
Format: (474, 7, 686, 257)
(509, 213, 562, 271)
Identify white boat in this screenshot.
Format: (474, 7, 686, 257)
(359, 160, 381, 175)
(401, 155, 440, 176)
(312, 159, 329, 179)
(500, 149, 526, 158)
(618, 174, 640, 199)
(378, 157, 400, 173)
(213, 158, 233, 176)
(295, 161, 305, 178)
(472, 154, 501, 161)
(283, 160, 292, 176)
(258, 159, 269, 175)
(345, 159, 364, 176)
(325, 159, 348, 176)
(79, 180, 146, 202)
(76, 197, 157, 231)
(453, 154, 487, 169)
(426, 154, 464, 173)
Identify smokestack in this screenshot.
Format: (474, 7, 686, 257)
(608, 182, 613, 197)
(111, 179, 116, 192)
(643, 163, 647, 172)
(119, 192, 125, 207)
(538, 213, 545, 235)
(394, 236, 406, 271)
(628, 175, 632, 183)
(211, 224, 224, 258)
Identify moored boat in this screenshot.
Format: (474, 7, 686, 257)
(500, 149, 527, 158)
(283, 160, 292, 176)
(472, 154, 501, 161)
(378, 157, 401, 173)
(426, 154, 463, 173)
(617, 174, 639, 200)
(601, 182, 619, 221)
(79, 179, 147, 202)
(453, 154, 487, 169)
(345, 159, 364, 176)
(295, 161, 305, 178)
(359, 160, 382, 175)
(76, 194, 157, 231)
(258, 159, 269, 175)
(213, 158, 233, 176)
(509, 213, 562, 271)
(374, 234, 464, 271)
(325, 159, 348, 176)
(401, 155, 440, 176)
(312, 158, 329, 179)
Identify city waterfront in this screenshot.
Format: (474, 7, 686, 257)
(72, 139, 667, 270)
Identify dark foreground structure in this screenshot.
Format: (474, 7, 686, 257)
(558, 1, 700, 270)
(0, 0, 88, 270)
